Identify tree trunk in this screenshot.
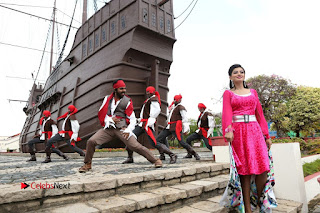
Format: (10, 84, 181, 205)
(275, 123, 285, 138)
(275, 125, 280, 137)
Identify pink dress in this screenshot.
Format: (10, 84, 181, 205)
(222, 89, 270, 175)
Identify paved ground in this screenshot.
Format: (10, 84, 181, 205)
(0, 149, 213, 185)
(0, 149, 306, 213)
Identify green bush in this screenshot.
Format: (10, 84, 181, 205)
(272, 137, 305, 143)
(309, 148, 320, 155)
(303, 159, 320, 177)
(272, 138, 320, 155)
(95, 148, 126, 152)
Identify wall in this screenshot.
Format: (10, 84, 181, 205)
(302, 154, 320, 164)
(0, 135, 20, 152)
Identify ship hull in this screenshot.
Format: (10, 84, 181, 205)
(20, 0, 175, 153)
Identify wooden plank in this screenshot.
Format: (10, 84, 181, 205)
(56, 87, 66, 118)
(72, 78, 80, 105)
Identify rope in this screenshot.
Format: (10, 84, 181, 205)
(174, 0, 195, 19)
(173, 0, 199, 31)
(56, 20, 61, 56)
(0, 4, 78, 29)
(55, 0, 79, 66)
(33, 12, 54, 85)
(93, 0, 98, 12)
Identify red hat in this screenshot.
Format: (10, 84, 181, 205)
(146, 86, 161, 105)
(43, 110, 51, 117)
(57, 105, 78, 120)
(174, 94, 182, 102)
(113, 80, 126, 89)
(198, 103, 206, 109)
(169, 94, 182, 110)
(68, 105, 76, 113)
(146, 86, 155, 94)
(40, 110, 51, 125)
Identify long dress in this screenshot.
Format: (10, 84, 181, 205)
(220, 88, 277, 212)
(222, 88, 269, 175)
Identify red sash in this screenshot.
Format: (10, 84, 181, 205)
(42, 131, 53, 140)
(140, 119, 157, 145)
(199, 127, 212, 146)
(59, 130, 81, 146)
(114, 115, 130, 125)
(168, 120, 183, 141)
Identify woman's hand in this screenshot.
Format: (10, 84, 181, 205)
(224, 131, 234, 142)
(266, 138, 272, 150)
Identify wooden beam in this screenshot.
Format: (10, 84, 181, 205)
(158, 0, 169, 7)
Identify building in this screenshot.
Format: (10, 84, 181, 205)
(0, 134, 20, 152)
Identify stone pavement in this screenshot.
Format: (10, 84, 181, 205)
(0, 149, 304, 213)
(0, 148, 213, 185)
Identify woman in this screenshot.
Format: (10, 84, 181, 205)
(221, 64, 276, 212)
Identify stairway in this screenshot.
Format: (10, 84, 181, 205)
(0, 161, 303, 213)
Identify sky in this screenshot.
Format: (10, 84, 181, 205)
(1, 0, 320, 136)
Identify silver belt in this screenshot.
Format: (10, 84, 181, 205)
(232, 115, 257, 123)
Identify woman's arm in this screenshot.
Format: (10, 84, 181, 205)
(222, 90, 234, 142)
(252, 89, 271, 139)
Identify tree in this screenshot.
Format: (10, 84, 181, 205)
(188, 118, 198, 137)
(288, 86, 320, 136)
(270, 103, 290, 137)
(246, 74, 296, 137)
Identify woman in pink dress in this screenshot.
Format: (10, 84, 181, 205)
(222, 64, 272, 212)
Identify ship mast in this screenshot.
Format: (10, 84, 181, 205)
(82, 0, 87, 24)
(49, 0, 56, 75)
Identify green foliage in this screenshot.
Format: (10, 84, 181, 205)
(272, 138, 320, 155)
(272, 137, 305, 150)
(270, 104, 291, 136)
(288, 86, 320, 136)
(298, 140, 309, 152)
(303, 159, 320, 177)
(213, 113, 222, 136)
(246, 74, 296, 137)
(272, 137, 305, 143)
(302, 140, 320, 155)
(309, 148, 320, 155)
(213, 113, 222, 126)
(95, 148, 126, 152)
(188, 119, 198, 137)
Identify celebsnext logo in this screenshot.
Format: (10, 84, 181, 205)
(21, 182, 30, 189)
(20, 182, 70, 190)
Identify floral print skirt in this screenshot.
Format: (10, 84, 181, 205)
(220, 144, 277, 213)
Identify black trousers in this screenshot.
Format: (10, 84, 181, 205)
(186, 132, 212, 150)
(133, 126, 163, 149)
(46, 134, 84, 155)
(27, 137, 64, 156)
(156, 129, 191, 149)
(125, 126, 168, 153)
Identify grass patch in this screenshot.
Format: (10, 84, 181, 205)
(303, 159, 320, 177)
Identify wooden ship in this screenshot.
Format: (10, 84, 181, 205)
(20, 0, 176, 152)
